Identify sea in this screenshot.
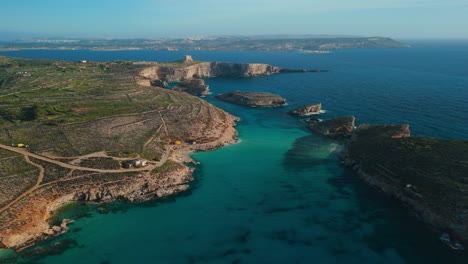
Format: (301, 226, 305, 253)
(1, 40, 468, 264)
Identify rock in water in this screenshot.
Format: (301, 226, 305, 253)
(288, 103, 321, 116)
(215, 90, 286, 107)
(172, 79, 210, 96)
(308, 116, 355, 137)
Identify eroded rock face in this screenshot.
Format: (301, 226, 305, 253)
(215, 90, 286, 107)
(288, 103, 321, 116)
(308, 116, 355, 137)
(172, 79, 210, 96)
(139, 62, 284, 82)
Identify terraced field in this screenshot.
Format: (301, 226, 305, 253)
(0, 56, 238, 249)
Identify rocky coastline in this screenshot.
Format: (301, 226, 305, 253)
(311, 122, 468, 248)
(136, 60, 325, 86)
(0, 116, 238, 251)
(297, 105, 468, 248)
(0, 56, 240, 251)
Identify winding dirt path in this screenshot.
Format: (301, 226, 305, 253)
(158, 111, 170, 137)
(0, 155, 45, 214)
(0, 144, 154, 173)
(0, 143, 156, 214)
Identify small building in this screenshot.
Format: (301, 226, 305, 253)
(122, 159, 148, 168)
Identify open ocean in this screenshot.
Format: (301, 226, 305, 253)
(1, 40, 468, 263)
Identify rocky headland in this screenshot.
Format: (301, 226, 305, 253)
(308, 116, 355, 138)
(215, 90, 287, 107)
(288, 103, 322, 116)
(136, 59, 324, 86)
(340, 124, 468, 246)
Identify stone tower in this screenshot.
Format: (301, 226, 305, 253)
(183, 55, 193, 62)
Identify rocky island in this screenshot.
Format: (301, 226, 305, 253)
(215, 91, 287, 107)
(288, 103, 322, 116)
(0, 56, 242, 250)
(341, 124, 468, 246)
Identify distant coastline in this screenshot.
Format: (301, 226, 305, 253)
(0, 36, 408, 52)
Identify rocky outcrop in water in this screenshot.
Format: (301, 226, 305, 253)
(342, 124, 468, 247)
(172, 79, 210, 96)
(215, 90, 286, 107)
(308, 116, 355, 138)
(288, 103, 322, 116)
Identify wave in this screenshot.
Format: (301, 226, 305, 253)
(302, 109, 327, 116)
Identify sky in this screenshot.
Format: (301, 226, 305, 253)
(1, 0, 467, 39)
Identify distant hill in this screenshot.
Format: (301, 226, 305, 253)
(0, 36, 408, 51)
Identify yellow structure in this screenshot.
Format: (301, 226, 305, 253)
(175, 140, 182, 145)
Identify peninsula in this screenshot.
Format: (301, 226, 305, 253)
(0, 56, 309, 250)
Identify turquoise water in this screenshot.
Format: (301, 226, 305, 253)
(1, 42, 468, 263)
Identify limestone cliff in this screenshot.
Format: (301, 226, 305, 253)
(137, 61, 317, 85)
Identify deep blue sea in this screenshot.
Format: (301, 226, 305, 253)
(1, 41, 468, 263)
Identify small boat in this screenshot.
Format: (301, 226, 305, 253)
(440, 233, 464, 251)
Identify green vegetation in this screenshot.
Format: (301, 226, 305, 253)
(79, 157, 121, 170)
(0, 56, 194, 157)
(348, 134, 468, 221)
(152, 160, 184, 175)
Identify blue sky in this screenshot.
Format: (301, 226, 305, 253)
(1, 0, 467, 39)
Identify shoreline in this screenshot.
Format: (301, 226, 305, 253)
(0, 114, 239, 253)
